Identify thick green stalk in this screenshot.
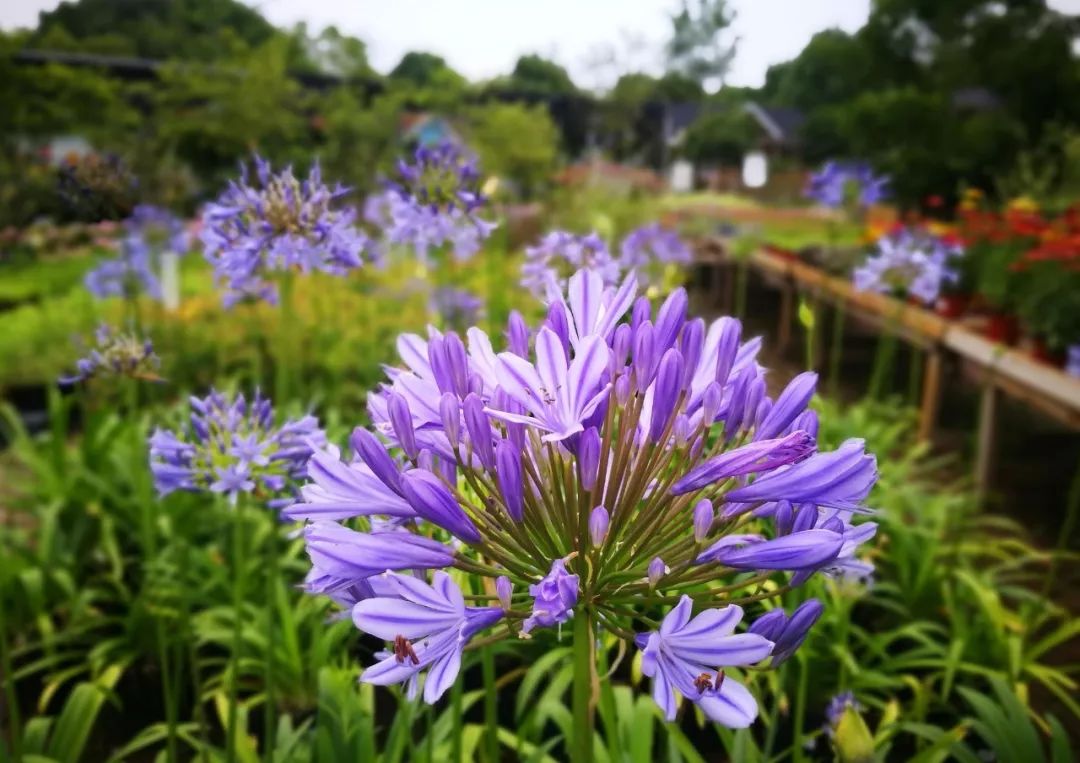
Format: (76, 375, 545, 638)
(792, 655, 810, 763)
(0, 567, 22, 762)
(571, 610, 596, 763)
(226, 498, 247, 763)
(450, 672, 464, 763)
(482, 648, 499, 763)
(263, 525, 278, 761)
(129, 381, 178, 763)
(274, 272, 297, 403)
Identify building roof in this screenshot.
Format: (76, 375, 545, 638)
(742, 103, 805, 145)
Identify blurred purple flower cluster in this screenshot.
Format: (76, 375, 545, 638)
(201, 156, 377, 306)
(806, 162, 889, 209)
(853, 227, 964, 305)
(377, 143, 496, 263)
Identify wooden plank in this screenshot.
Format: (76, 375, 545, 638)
(974, 384, 999, 505)
(918, 350, 944, 442)
(722, 241, 1080, 428)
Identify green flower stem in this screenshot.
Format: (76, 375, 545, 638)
(128, 380, 178, 763)
(274, 271, 297, 404)
(263, 524, 277, 762)
(482, 647, 499, 763)
(450, 671, 464, 763)
(572, 609, 596, 763)
(792, 653, 810, 763)
(0, 562, 22, 762)
(226, 497, 247, 763)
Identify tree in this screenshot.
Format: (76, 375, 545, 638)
(389, 51, 465, 90)
(467, 103, 560, 198)
(31, 0, 276, 60)
(507, 55, 577, 96)
(666, 0, 738, 92)
(764, 30, 878, 111)
(681, 109, 756, 165)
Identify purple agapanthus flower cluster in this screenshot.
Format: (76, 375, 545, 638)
(430, 286, 483, 329)
(805, 162, 889, 209)
(619, 223, 693, 289)
(853, 227, 963, 305)
(85, 234, 163, 300)
(59, 324, 161, 385)
(522, 231, 621, 296)
(379, 143, 496, 264)
(620, 223, 692, 269)
(201, 156, 377, 306)
(149, 389, 326, 505)
(127, 204, 190, 256)
(288, 268, 877, 726)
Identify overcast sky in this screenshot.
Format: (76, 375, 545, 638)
(3, 0, 1079, 88)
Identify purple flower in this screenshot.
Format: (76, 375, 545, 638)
(723, 439, 877, 513)
(671, 431, 817, 495)
(60, 324, 161, 385)
(305, 522, 455, 581)
(354, 571, 503, 702)
(379, 142, 496, 263)
(523, 559, 579, 633)
(201, 155, 376, 305)
(589, 506, 609, 546)
(287, 263, 881, 723)
(824, 691, 862, 736)
(400, 469, 482, 544)
(487, 329, 611, 443)
(696, 530, 845, 571)
(854, 227, 963, 305)
(619, 223, 692, 288)
(85, 235, 162, 300)
(431, 287, 483, 328)
(748, 599, 823, 665)
(805, 162, 889, 208)
(636, 596, 773, 726)
(620, 223, 692, 268)
(282, 443, 415, 522)
(127, 204, 190, 255)
(148, 389, 325, 503)
(1068, 346, 1080, 378)
(522, 231, 621, 295)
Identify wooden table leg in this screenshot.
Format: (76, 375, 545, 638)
(917, 349, 943, 443)
(778, 282, 794, 351)
(974, 383, 998, 506)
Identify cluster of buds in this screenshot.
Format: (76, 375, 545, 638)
(289, 267, 878, 725)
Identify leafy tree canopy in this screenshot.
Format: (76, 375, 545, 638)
(30, 0, 276, 59)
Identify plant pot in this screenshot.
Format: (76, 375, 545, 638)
(936, 293, 971, 319)
(984, 312, 1020, 345)
(1031, 337, 1065, 367)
